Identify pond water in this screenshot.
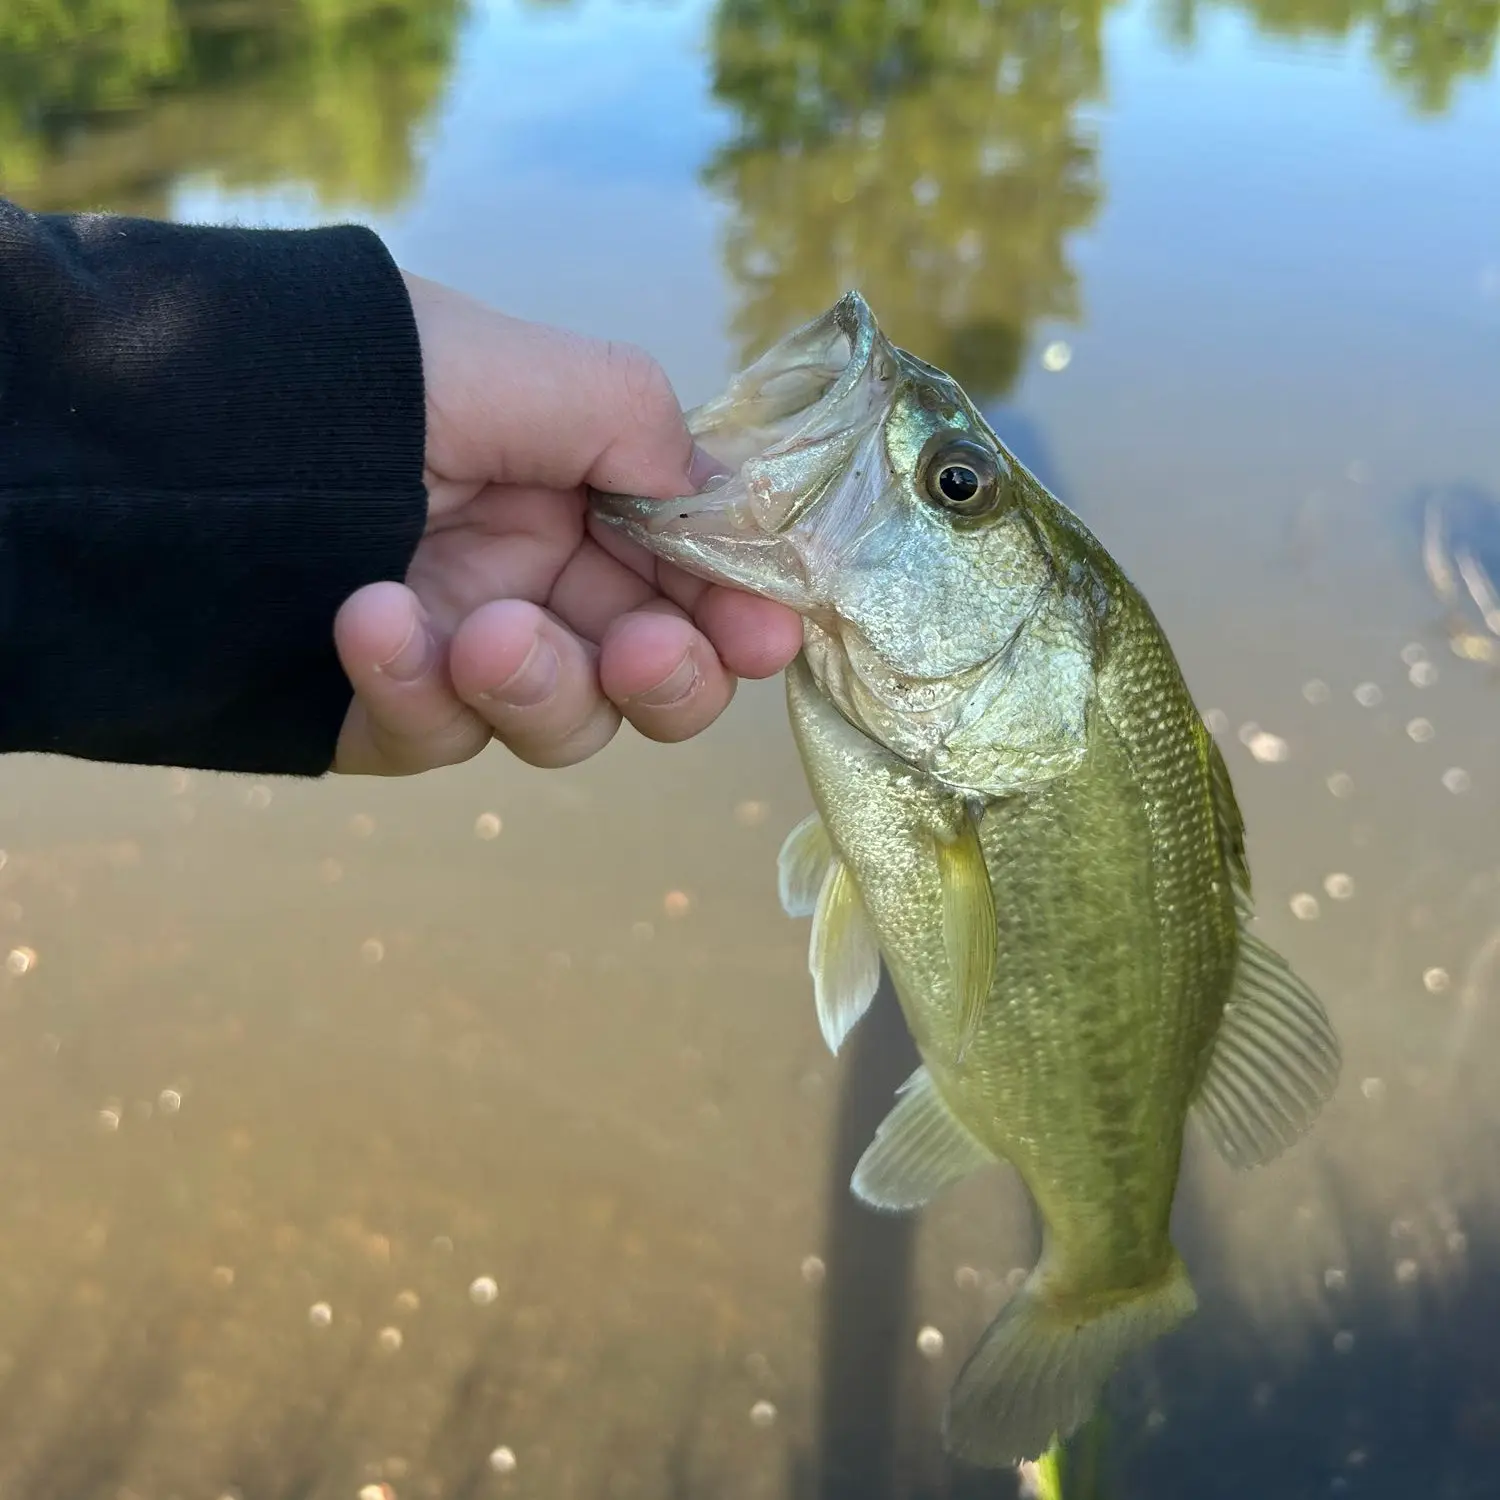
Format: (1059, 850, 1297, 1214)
(1, 1, 1498, 1496)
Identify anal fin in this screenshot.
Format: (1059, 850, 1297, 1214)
(851, 1066, 995, 1211)
(1193, 928, 1341, 1169)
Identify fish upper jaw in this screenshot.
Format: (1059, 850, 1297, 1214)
(589, 291, 898, 609)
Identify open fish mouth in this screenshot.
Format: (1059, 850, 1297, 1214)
(591, 291, 893, 561)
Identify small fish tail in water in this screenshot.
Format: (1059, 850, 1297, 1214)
(943, 1253, 1196, 1468)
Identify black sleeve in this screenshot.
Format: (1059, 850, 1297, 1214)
(0, 198, 428, 776)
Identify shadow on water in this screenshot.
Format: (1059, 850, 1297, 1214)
(804, 978, 920, 1500)
(799, 975, 1020, 1500)
(1116, 1179, 1500, 1500)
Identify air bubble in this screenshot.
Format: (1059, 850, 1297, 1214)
(917, 1326, 945, 1359)
(1247, 732, 1290, 764)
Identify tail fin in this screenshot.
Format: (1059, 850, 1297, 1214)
(943, 1252, 1197, 1467)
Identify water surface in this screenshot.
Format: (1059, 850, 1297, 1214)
(1, 1, 1498, 1495)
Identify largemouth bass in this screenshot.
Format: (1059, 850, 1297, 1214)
(590, 294, 1340, 1467)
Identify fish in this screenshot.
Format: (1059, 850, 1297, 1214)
(589, 292, 1341, 1467)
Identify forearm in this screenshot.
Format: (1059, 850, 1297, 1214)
(0, 198, 427, 774)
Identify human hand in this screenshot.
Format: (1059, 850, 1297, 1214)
(333, 273, 802, 775)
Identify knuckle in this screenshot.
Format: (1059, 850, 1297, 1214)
(602, 339, 677, 427)
(505, 703, 620, 769)
(370, 705, 488, 773)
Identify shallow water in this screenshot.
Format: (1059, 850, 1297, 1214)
(1, 1, 1499, 1495)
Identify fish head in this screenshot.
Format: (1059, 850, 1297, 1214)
(592, 292, 1099, 792)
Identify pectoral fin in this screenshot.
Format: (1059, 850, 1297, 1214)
(851, 1066, 996, 1211)
(1192, 929, 1341, 1169)
(938, 814, 998, 1064)
(778, 812, 834, 918)
(809, 859, 881, 1055)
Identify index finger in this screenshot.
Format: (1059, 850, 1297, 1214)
(404, 272, 722, 500)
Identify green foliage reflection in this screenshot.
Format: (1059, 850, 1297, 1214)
(704, 0, 1113, 399)
(0, 0, 467, 216)
(1164, 0, 1498, 114)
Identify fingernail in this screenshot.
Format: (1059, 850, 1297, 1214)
(486, 637, 558, 708)
(378, 612, 435, 683)
(632, 651, 700, 709)
(687, 442, 731, 492)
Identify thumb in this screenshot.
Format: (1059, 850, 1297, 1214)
(404, 272, 722, 499)
(332, 582, 491, 775)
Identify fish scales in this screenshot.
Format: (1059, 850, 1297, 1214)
(591, 291, 1340, 1469)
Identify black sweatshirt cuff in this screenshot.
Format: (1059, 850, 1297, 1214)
(0, 201, 429, 775)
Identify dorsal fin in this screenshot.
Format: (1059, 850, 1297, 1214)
(1192, 928, 1341, 1168)
(1194, 733, 1342, 1167)
(1207, 734, 1252, 918)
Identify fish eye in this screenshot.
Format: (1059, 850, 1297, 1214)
(921, 438, 1003, 518)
